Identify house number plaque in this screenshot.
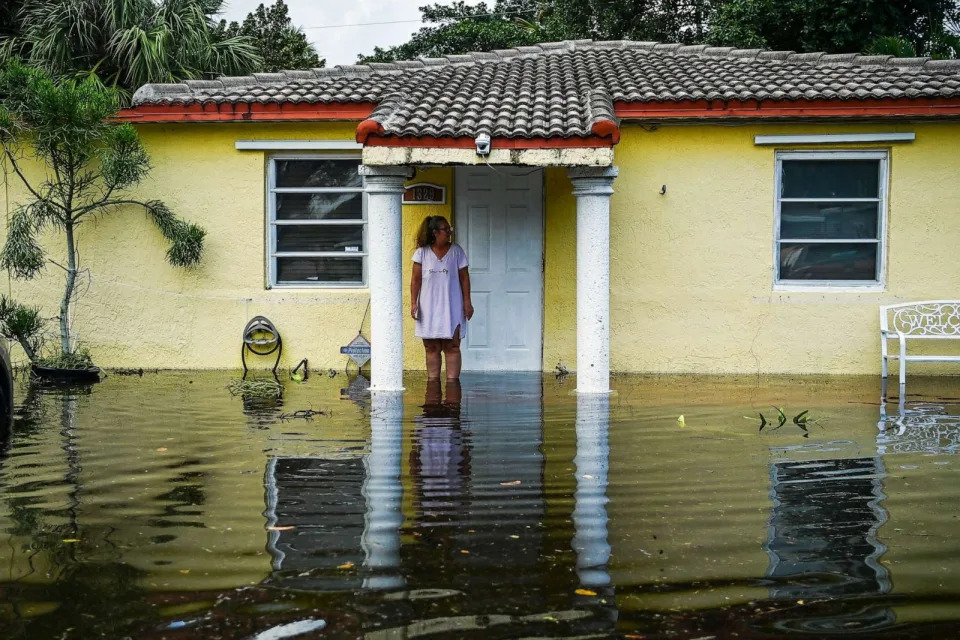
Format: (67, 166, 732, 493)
(403, 182, 446, 205)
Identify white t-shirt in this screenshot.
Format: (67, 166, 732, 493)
(413, 243, 468, 339)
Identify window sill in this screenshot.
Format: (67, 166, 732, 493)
(773, 283, 885, 293)
(267, 284, 369, 291)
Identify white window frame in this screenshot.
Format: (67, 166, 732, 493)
(773, 150, 889, 291)
(266, 153, 366, 289)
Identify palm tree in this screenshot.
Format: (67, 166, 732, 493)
(1, 0, 261, 103)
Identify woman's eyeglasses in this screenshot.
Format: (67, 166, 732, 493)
(436, 226, 452, 233)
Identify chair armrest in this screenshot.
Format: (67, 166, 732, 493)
(898, 330, 909, 359)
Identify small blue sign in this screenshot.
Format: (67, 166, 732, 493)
(340, 334, 371, 367)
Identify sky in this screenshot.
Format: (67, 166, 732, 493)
(219, 0, 484, 66)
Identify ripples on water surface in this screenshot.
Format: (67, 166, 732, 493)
(2, 372, 960, 638)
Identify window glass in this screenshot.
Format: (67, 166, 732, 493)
(781, 160, 879, 198)
(276, 193, 363, 220)
(779, 243, 878, 281)
(277, 225, 364, 253)
(776, 153, 885, 285)
(275, 159, 362, 188)
(780, 202, 879, 240)
(269, 157, 365, 286)
(276, 257, 363, 284)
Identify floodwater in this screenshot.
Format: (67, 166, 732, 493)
(2, 372, 960, 639)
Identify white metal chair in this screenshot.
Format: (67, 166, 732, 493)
(880, 301, 960, 398)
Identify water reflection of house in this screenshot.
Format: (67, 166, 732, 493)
(263, 456, 367, 591)
(405, 377, 550, 594)
(763, 457, 893, 633)
(256, 377, 618, 637)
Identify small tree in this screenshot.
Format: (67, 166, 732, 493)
(0, 60, 205, 363)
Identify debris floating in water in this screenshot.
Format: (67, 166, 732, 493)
(278, 408, 326, 421)
(226, 378, 283, 398)
(112, 368, 159, 376)
(251, 619, 327, 640)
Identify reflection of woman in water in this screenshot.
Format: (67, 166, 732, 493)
(410, 216, 473, 381)
(410, 379, 468, 521)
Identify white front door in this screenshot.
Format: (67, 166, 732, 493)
(456, 167, 543, 371)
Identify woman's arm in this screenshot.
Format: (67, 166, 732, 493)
(411, 262, 422, 319)
(459, 266, 473, 320)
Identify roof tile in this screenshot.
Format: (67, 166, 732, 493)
(131, 40, 960, 139)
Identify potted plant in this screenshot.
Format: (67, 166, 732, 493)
(0, 61, 205, 380)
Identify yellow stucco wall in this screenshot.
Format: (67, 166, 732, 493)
(0, 122, 451, 370)
(4, 119, 960, 373)
(543, 121, 960, 374)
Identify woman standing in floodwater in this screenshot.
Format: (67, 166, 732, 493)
(411, 216, 473, 380)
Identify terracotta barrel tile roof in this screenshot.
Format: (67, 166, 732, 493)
(130, 39, 960, 139)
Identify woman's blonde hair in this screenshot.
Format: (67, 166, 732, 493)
(415, 216, 449, 247)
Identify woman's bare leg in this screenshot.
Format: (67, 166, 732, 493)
(442, 326, 462, 380)
(424, 339, 443, 379)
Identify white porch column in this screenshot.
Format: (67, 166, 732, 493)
(569, 166, 619, 394)
(360, 165, 411, 391)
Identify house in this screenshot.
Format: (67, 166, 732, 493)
(8, 40, 960, 391)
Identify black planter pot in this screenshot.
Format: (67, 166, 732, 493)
(31, 364, 102, 384)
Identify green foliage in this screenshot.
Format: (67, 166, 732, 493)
(360, 0, 548, 62)
(214, 0, 323, 72)
(0, 0, 262, 103)
(546, 0, 716, 43)
(361, 0, 959, 61)
(930, 29, 960, 58)
(1, 206, 46, 278)
(36, 346, 93, 369)
(359, 0, 722, 61)
(747, 407, 824, 437)
(0, 1, 23, 39)
(709, 0, 959, 57)
(0, 295, 46, 361)
(865, 36, 919, 58)
(101, 124, 150, 190)
(145, 200, 206, 267)
(0, 60, 206, 359)
(0, 58, 118, 167)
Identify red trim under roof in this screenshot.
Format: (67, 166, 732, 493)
(614, 96, 960, 119)
(116, 101, 376, 123)
(117, 96, 960, 144)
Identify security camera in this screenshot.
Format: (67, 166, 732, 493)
(475, 133, 491, 156)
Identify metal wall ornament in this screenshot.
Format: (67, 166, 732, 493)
(402, 182, 446, 205)
(242, 316, 283, 376)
